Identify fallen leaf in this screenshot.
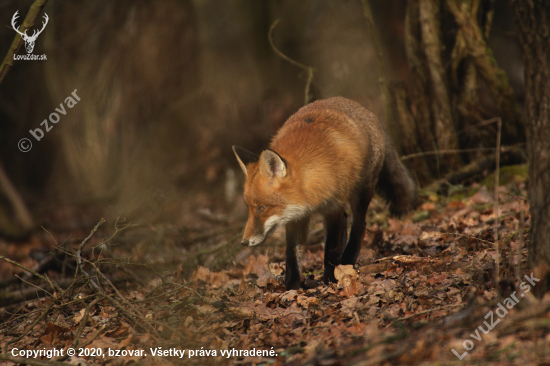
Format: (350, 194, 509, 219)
(210, 270, 229, 288)
(74, 308, 86, 325)
(192, 266, 210, 282)
(297, 295, 319, 308)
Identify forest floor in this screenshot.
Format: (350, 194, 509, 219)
(1, 164, 550, 365)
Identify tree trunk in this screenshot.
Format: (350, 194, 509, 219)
(511, 0, 550, 267)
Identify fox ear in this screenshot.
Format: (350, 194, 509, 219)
(232, 146, 259, 176)
(259, 149, 287, 179)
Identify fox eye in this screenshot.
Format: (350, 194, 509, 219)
(257, 205, 267, 214)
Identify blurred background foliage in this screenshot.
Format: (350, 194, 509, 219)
(0, 0, 526, 237)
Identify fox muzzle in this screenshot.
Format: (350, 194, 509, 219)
(241, 239, 250, 247)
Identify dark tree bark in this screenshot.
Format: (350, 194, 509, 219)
(511, 0, 550, 267)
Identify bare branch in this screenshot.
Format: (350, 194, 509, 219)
(268, 19, 314, 105)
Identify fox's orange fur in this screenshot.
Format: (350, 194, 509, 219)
(233, 97, 416, 289)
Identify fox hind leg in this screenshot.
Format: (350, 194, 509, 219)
(285, 216, 310, 290)
(341, 186, 374, 266)
(323, 209, 347, 283)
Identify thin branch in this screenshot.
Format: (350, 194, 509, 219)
(0, 255, 62, 293)
(268, 19, 314, 105)
(449, 232, 495, 246)
(3, 302, 54, 355)
(393, 303, 463, 323)
(71, 296, 104, 348)
(506, 192, 528, 202)
(76, 218, 105, 293)
(517, 210, 525, 281)
(494, 118, 502, 284)
(15, 274, 53, 297)
(400, 143, 525, 161)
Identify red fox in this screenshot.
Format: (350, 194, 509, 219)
(233, 97, 416, 290)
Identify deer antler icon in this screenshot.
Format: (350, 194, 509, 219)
(11, 11, 49, 54)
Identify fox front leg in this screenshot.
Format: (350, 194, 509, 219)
(284, 217, 309, 290)
(323, 209, 347, 283)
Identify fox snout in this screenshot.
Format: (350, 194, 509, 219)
(240, 215, 280, 247)
(240, 233, 268, 247)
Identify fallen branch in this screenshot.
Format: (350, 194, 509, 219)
(423, 146, 526, 194)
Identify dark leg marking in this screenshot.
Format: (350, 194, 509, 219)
(285, 216, 310, 290)
(341, 187, 374, 265)
(323, 209, 347, 283)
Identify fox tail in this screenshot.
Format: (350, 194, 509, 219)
(375, 140, 417, 216)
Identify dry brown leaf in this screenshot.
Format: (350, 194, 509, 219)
(192, 266, 210, 282)
(74, 308, 86, 325)
(428, 273, 447, 286)
(257, 272, 278, 287)
(388, 218, 403, 232)
(347, 322, 367, 336)
(297, 295, 319, 308)
(470, 187, 494, 204)
(335, 265, 357, 281)
(341, 297, 360, 317)
(243, 254, 271, 278)
(106, 322, 130, 338)
(119, 334, 133, 348)
(210, 270, 229, 288)
(39, 322, 71, 346)
(269, 262, 284, 276)
(421, 202, 436, 211)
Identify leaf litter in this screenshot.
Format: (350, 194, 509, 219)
(1, 170, 550, 365)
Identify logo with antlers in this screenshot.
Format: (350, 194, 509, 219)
(11, 11, 49, 54)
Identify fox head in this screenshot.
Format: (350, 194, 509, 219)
(232, 146, 308, 247)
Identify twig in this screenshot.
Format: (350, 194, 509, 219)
(504, 230, 519, 244)
(0, 255, 62, 293)
(81, 218, 106, 248)
(0, 0, 49, 85)
(517, 210, 524, 280)
(400, 143, 525, 161)
(14, 274, 53, 297)
(76, 260, 171, 339)
(507, 192, 528, 202)
(134, 286, 182, 303)
(71, 296, 104, 348)
(76, 218, 105, 293)
(449, 232, 495, 246)
(392, 303, 463, 323)
(3, 302, 54, 355)
(170, 282, 213, 305)
(76, 324, 106, 349)
(0, 278, 76, 308)
(268, 19, 314, 105)
(494, 118, 502, 285)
